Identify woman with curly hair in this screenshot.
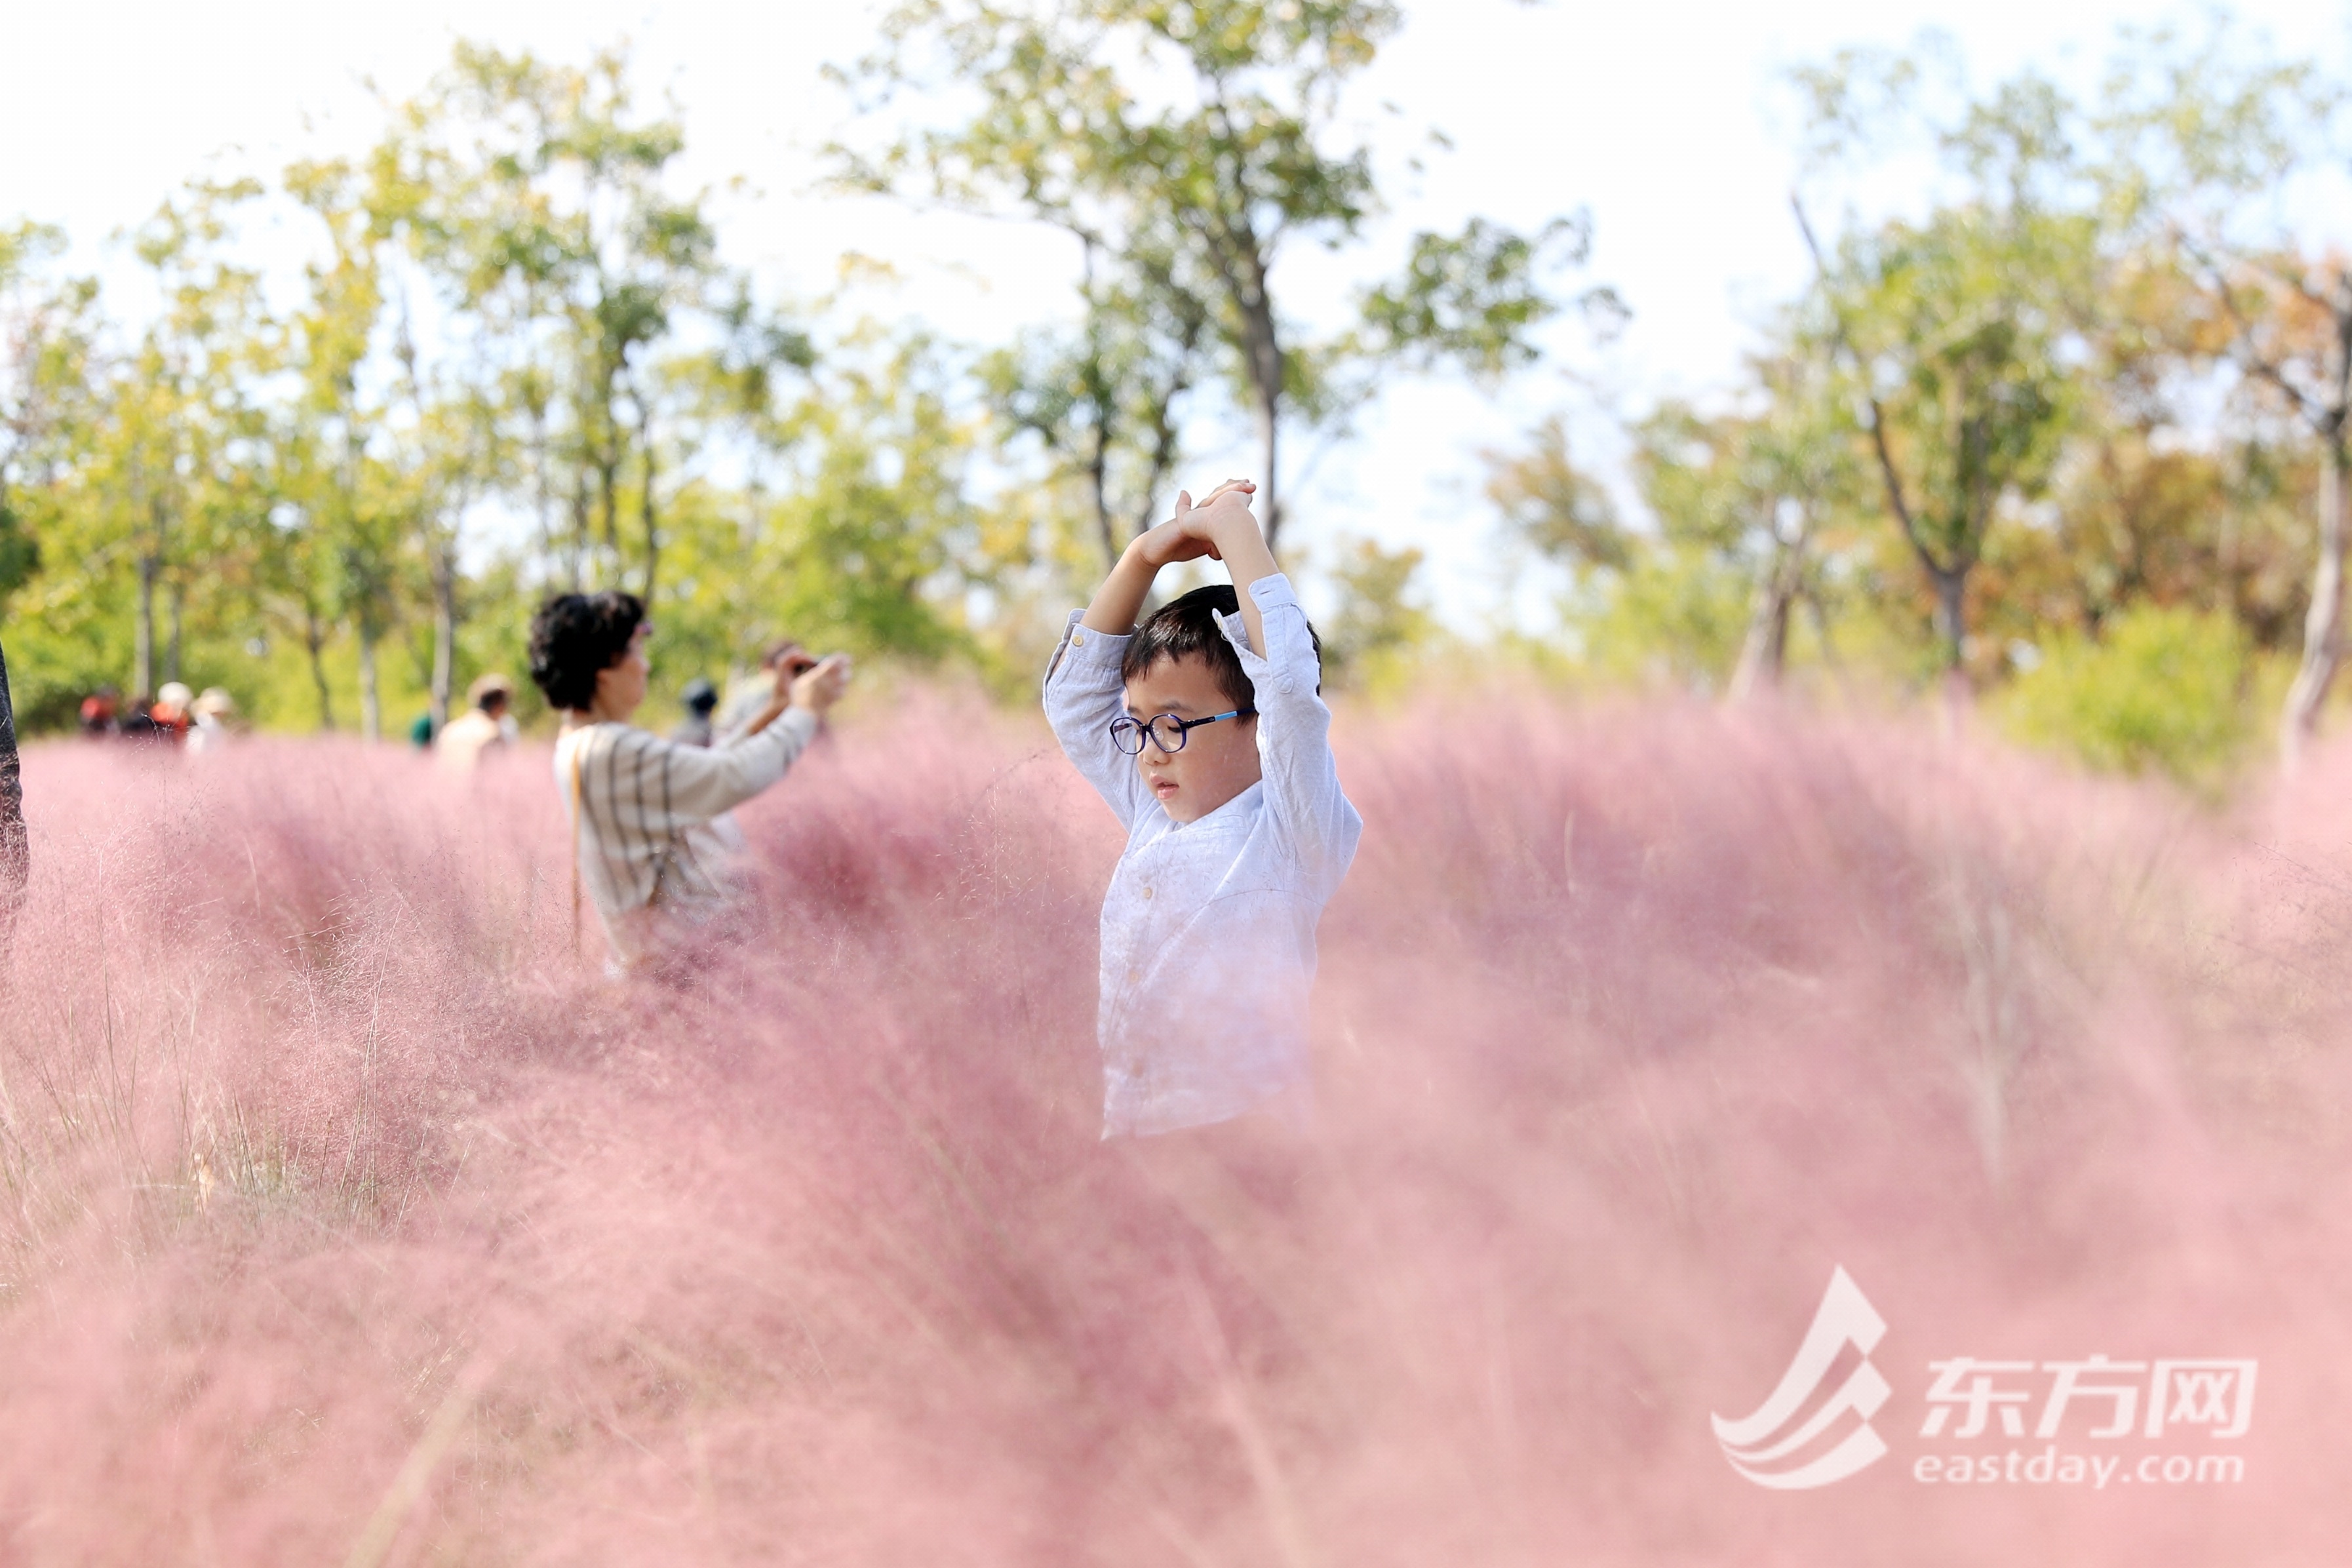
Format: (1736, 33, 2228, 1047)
(528, 591, 850, 971)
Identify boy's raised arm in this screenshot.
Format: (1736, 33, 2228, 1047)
(1080, 547, 1162, 637)
(1047, 529, 1185, 830)
(1080, 478, 1253, 635)
(1042, 610, 1154, 829)
(1183, 485, 1278, 655)
(1192, 489, 1362, 893)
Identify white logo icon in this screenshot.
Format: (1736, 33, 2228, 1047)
(1713, 1266, 1892, 1489)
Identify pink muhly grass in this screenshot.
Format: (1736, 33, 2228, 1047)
(0, 694, 2347, 1563)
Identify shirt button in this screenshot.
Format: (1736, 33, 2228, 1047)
(1141, 886, 1154, 899)
(1126, 968, 1142, 983)
(1072, 631, 1086, 646)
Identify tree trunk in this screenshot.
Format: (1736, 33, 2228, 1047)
(1932, 564, 1975, 731)
(2281, 435, 2348, 770)
(1079, 238, 1120, 573)
(1088, 410, 1118, 573)
(1254, 380, 1282, 553)
(598, 437, 621, 563)
(0, 636, 26, 944)
(131, 482, 170, 699)
(431, 544, 458, 730)
(134, 551, 156, 701)
(1126, 314, 1202, 550)
(1729, 522, 1807, 702)
(571, 480, 592, 593)
(357, 625, 381, 742)
(1206, 191, 1285, 550)
(1932, 565, 1969, 678)
(1232, 278, 1285, 549)
(304, 601, 336, 732)
(530, 399, 567, 590)
(637, 399, 660, 602)
(165, 579, 183, 686)
(1129, 397, 1184, 550)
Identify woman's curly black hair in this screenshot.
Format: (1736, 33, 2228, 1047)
(528, 591, 646, 711)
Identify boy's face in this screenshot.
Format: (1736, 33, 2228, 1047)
(1123, 654, 1261, 824)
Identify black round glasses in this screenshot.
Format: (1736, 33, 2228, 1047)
(1108, 708, 1257, 755)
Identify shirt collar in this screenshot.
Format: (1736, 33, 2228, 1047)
(1162, 779, 1263, 833)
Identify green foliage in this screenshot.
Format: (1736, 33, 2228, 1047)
(1792, 43, 2100, 674)
(1485, 415, 1628, 570)
(381, 41, 737, 600)
(840, 0, 1590, 549)
(1360, 215, 1611, 383)
(1994, 604, 2256, 784)
(1481, 412, 1767, 692)
(641, 324, 997, 710)
(0, 499, 36, 601)
(976, 248, 1207, 571)
(7, 12, 2352, 774)
(1574, 548, 1755, 691)
(1322, 536, 1433, 696)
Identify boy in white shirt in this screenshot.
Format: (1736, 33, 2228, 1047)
(1043, 480, 1362, 1137)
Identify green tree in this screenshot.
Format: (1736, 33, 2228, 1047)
(1628, 363, 1865, 700)
(1486, 399, 1860, 696)
(380, 42, 728, 600)
(2096, 20, 2352, 766)
(0, 225, 106, 726)
(1322, 535, 1432, 693)
(0, 224, 91, 612)
(278, 158, 421, 737)
(1996, 603, 2256, 787)
(1792, 50, 2093, 685)
(656, 323, 992, 678)
(104, 181, 275, 704)
(838, 0, 1594, 553)
(978, 238, 1210, 572)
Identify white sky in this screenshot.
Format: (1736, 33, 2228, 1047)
(6, 0, 2347, 630)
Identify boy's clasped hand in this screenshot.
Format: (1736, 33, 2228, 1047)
(1131, 479, 1257, 568)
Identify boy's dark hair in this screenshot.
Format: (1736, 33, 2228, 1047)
(1120, 584, 1322, 707)
(528, 591, 646, 711)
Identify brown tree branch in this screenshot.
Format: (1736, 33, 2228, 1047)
(2173, 225, 2332, 429)
(1790, 192, 1958, 584)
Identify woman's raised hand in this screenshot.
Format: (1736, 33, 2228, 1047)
(789, 654, 853, 715)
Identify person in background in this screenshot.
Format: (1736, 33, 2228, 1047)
(187, 688, 237, 755)
(119, 694, 160, 742)
(715, 638, 817, 740)
(673, 678, 719, 747)
(1, 638, 26, 962)
(151, 683, 193, 744)
(79, 686, 120, 737)
(435, 675, 517, 775)
(530, 592, 849, 971)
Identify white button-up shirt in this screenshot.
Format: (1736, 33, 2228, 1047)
(1044, 574, 1362, 1136)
